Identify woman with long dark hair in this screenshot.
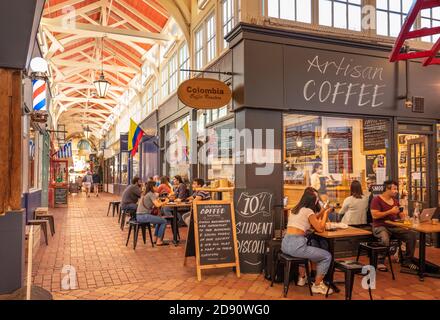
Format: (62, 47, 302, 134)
(282, 187, 334, 295)
(136, 181, 169, 246)
(337, 180, 369, 225)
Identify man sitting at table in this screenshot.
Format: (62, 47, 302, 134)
(121, 176, 142, 213)
(370, 180, 418, 271)
(181, 178, 211, 226)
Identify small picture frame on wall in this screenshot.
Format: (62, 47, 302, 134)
(400, 151, 407, 164)
(399, 135, 406, 145)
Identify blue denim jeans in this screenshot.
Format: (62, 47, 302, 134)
(121, 203, 137, 212)
(136, 214, 167, 239)
(281, 234, 332, 276)
(162, 207, 184, 222)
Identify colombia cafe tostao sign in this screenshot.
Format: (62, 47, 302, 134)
(177, 78, 232, 109)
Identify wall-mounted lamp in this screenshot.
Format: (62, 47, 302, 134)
(323, 134, 331, 145)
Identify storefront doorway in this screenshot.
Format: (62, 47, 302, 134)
(397, 123, 437, 216)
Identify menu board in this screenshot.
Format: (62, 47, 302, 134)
(362, 119, 388, 152)
(54, 187, 68, 205)
(327, 127, 353, 174)
(191, 201, 240, 281)
(285, 118, 320, 157)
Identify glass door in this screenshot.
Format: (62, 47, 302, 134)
(398, 133, 430, 214)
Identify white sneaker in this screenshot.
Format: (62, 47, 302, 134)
(311, 282, 333, 295)
(297, 276, 308, 287)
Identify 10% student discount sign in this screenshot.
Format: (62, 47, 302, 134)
(177, 78, 232, 109)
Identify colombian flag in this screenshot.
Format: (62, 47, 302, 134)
(128, 118, 144, 156)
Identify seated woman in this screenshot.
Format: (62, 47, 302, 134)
(282, 187, 333, 295)
(157, 176, 173, 197)
(162, 175, 189, 220)
(136, 181, 169, 246)
(337, 180, 369, 225)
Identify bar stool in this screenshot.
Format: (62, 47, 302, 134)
(120, 209, 136, 230)
(107, 201, 121, 217)
(35, 214, 55, 236)
(27, 220, 49, 245)
(126, 220, 154, 250)
(329, 260, 373, 300)
(271, 252, 313, 297)
(356, 242, 395, 280)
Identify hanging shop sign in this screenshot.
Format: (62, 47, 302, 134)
(177, 78, 232, 109)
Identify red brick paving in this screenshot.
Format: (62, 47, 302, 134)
(30, 192, 440, 300)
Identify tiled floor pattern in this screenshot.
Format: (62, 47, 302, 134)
(29, 193, 440, 300)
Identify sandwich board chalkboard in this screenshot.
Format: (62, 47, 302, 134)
(184, 200, 240, 281)
(54, 187, 68, 206)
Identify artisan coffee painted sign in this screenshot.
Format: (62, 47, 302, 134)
(303, 56, 386, 108)
(235, 189, 273, 273)
(178, 78, 232, 109)
(284, 46, 395, 114)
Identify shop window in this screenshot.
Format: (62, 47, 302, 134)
(319, 0, 361, 31)
(132, 152, 140, 179)
(168, 116, 191, 181)
(283, 114, 390, 207)
(206, 119, 235, 182)
(207, 13, 216, 63)
(376, 0, 412, 37)
(195, 26, 204, 69)
(153, 78, 159, 108)
(147, 85, 153, 114)
(114, 155, 120, 184)
(421, 8, 440, 43)
(222, 0, 235, 48)
(268, 0, 312, 23)
(29, 130, 37, 189)
(179, 43, 190, 82)
(169, 54, 178, 93)
(161, 65, 169, 100)
(121, 152, 129, 185)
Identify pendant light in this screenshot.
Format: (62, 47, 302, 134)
(94, 37, 110, 98)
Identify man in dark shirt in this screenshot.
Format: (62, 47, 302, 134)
(370, 180, 417, 271)
(181, 178, 211, 226)
(121, 177, 142, 212)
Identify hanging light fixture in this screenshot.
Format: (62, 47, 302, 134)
(323, 133, 331, 145)
(83, 124, 91, 140)
(93, 37, 110, 98)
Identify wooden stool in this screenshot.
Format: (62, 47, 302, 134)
(356, 242, 395, 280)
(35, 214, 55, 236)
(272, 252, 313, 297)
(27, 220, 48, 245)
(126, 221, 154, 250)
(107, 201, 121, 217)
(331, 260, 373, 300)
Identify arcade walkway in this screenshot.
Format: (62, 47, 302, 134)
(31, 193, 440, 300)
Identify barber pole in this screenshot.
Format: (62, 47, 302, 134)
(32, 79, 46, 111)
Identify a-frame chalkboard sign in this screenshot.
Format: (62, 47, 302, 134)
(184, 200, 240, 281)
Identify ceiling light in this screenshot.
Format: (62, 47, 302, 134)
(93, 37, 111, 98)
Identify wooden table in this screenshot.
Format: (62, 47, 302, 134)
(386, 220, 440, 281)
(315, 227, 373, 293)
(163, 202, 192, 246)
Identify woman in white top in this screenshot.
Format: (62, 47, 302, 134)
(282, 187, 334, 295)
(338, 180, 369, 225)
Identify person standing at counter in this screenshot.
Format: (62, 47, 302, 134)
(282, 187, 334, 295)
(311, 163, 328, 201)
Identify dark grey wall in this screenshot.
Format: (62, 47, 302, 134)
(0, 211, 25, 294)
(0, 0, 45, 69)
(228, 23, 440, 120)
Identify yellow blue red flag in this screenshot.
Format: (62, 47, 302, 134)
(128, 118, 144, 156)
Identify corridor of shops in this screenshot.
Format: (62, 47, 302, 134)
(2, 0, 440, 303)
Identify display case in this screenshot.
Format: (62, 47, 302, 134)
(49, 159, 69, 208)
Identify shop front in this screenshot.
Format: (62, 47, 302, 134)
(138, 110, 159, 181)
(225, 23, 440, 271)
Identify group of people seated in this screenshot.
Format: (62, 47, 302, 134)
(120, 175, 211, 246)
(283, 180, 418, 295)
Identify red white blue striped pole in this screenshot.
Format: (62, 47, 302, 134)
(32, 79, 46, 111)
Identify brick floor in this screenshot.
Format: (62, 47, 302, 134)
(30, 192, 440, 300)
